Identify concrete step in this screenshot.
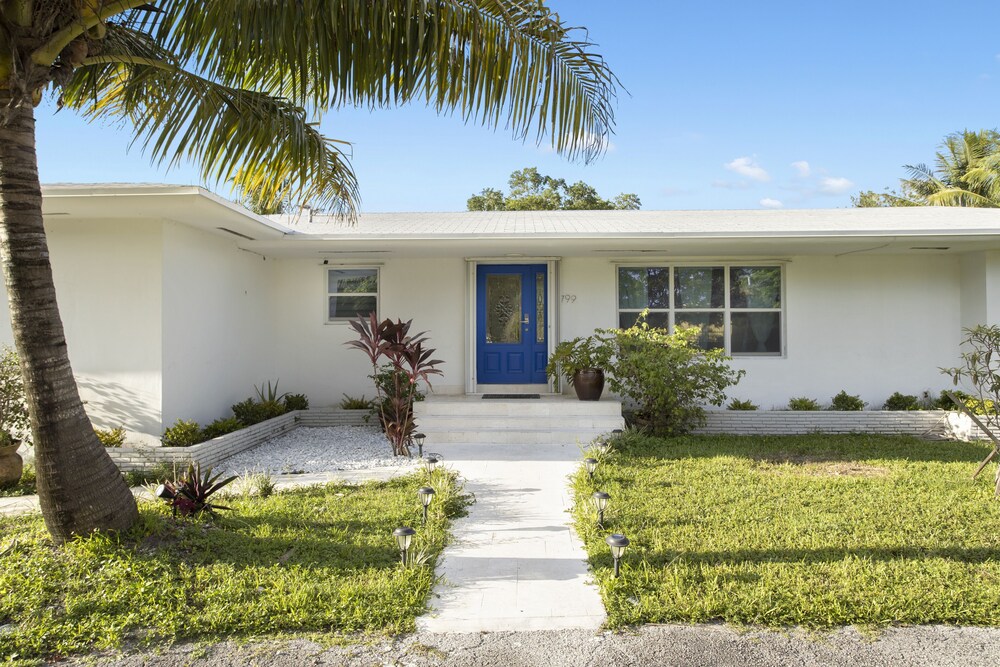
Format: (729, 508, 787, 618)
(414, 428, 619, 445)
(414, 415, 624, 431)
(414, 397, 622, 417)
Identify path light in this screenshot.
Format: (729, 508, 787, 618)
(417, 486, 435, 525)
(412, 433, 426, 457)
(393, 526, 416, 566)
(583, 457, 598, 480)
(423, 456, 439, 476)
(595, 439, 610, 455)
(605, 533, 630, 578)
(612, 429, 623, 438)
(155, 484, 177, 518)
(592, 491, 610, 527)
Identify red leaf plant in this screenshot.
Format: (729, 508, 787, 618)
(346, 314, 444, 456)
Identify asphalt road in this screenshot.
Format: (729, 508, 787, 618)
(66, 624, 1000, 667)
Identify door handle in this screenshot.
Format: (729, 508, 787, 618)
(521, 315, 530, 325)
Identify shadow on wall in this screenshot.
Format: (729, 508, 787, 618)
(76, 376, 161, 445)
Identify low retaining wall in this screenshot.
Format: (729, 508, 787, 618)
(107, 409, 370, 472)
(695, 410, 989, 440)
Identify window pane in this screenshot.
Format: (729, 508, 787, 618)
(675, 267, 724, 309)
(618, 268, 669, 309)
(486, 274, 522, 344)
(619, 311, 669, 330)
(329, 269, 378, 294)
(675, 312, 724, 350)
(536, 272, 545, 343)
(329, 295, 376, 319)
(731, 312, 781, 354)
(730, 266, 781, 308)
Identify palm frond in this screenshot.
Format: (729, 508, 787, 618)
(144, 0, 619, 163)
(60, 25, 358, 213)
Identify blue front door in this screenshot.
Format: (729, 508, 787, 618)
(476, 264, 548, 384)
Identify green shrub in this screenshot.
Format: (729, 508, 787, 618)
(340, 394, 373, 410)
(202, 417, 243, 440)
(254, 379, 289, 403)
(883, 392, 920, 411)
(94, 426, 126, 447)
(161, 419, 204, 447)
(232, 398, 287, 426)
(283, 393, 309, 411)
(727, 398, 758, 411)
(830, 390, 865, 411)
(788, 397, 820, 411)
(597, 318, 744, 436)
(0, 345, 30, 444)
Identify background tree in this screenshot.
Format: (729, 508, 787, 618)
(853, 129, 1000, 207)
(468, 166, 641, 211)
(0, 0, 619, 543)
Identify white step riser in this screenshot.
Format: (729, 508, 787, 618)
(415, 417, 624, 431)
(420, 429, 620, 445)
(414, 401, 622, 417)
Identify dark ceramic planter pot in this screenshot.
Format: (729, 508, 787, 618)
(572, 369, 605, 401)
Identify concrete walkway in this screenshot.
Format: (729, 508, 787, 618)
(418, 443, 605, 633)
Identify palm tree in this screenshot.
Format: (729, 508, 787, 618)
(0, 0, 619, 543)
(901, 129, 1000, 207)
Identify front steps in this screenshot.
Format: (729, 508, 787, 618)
(413, 395, 624, 445)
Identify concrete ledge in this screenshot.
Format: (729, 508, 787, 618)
(695, 410, 989, 440)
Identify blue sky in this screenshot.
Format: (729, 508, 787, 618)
(35, 1, 1000, 212)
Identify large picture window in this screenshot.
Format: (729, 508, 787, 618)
(617, 264, 782, 355)
(327, 268, 378, 321)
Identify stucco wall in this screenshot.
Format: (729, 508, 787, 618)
(269, 256, 468, 408)
(555, 254, 963, 410)
(160, 221, 276, 429)
(0, 218, 166, 444)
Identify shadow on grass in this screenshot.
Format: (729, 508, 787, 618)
(618, 433, 992, 464)
(631, 544, 1000, 568)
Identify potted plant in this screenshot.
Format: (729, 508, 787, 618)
(545, 335, 613, 401)
(0, 430, 23, 489)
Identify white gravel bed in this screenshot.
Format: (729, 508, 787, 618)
(218, 425, 415, 476)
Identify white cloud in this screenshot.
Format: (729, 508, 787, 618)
(759, 198, 784, 209)
(819, 176, 854, 195)
(791, 161, 811, 177)
(724, 156, 770, 182)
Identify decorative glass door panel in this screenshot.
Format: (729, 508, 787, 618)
(476, 265, 548, 384)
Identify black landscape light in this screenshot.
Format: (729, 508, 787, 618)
(612, 429, 623, 438)
(583, 457, 598, 480)
(592, 491, 610, 527)
(417, 486, 435, 525)
(595, 439, 610, 455)
(605, 533, 630, 578)
(393, 526, 416, 566)
(155, 484, 177, 518)
(423, 456, 439, 476)
(412, 433, 426, 457)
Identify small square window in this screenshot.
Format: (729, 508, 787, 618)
(328, 268, 378, 321)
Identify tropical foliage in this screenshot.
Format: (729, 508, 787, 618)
(941, 325, 1000, 433)
(346, 314, 443, 456)
(0, 0, 618, 541)
(468, 167, 640, 211)
(853, 129, 1000, 207)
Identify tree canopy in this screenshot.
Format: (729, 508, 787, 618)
(467, 167, 641, 211)
(853, 129, 1000, 208)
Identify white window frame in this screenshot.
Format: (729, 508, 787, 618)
(325, 266, 380, 323)
(615, 262, 785, 357)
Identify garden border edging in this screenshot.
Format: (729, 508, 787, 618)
(695, 410, 987, 439)
(107, 409, 370, 472)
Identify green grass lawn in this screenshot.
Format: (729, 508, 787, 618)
(573, 433, 1000, 629)
(0, 472, 466, 663)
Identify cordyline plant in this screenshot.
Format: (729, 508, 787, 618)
(155, 463, 237, 517)
(346, 314, 443, 456)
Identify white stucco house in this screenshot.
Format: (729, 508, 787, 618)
(4, 183, 998, 445)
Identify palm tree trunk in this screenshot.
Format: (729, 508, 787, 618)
(0, 91, 138, 543)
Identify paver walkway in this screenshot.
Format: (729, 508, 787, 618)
(418, 443, 606, 632)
